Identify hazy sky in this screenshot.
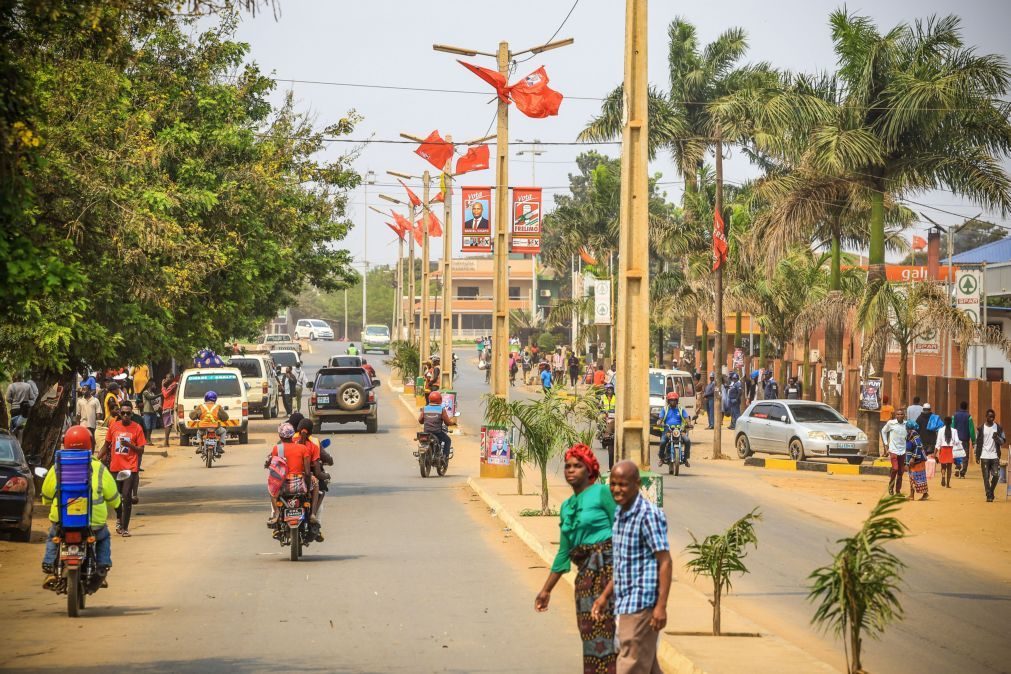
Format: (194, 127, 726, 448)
(223, 0, 1011, 267)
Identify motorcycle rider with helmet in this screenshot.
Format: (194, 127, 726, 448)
(418, 391, 456, 459)
(189, 390, 229, 455)
(40, 426, 121, 588)
(659, 391, 693, 467)
(265, 422, 320, 526)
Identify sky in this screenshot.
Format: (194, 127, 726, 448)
(219, 0, 1011, 268)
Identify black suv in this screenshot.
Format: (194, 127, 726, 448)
(308, 367, 379, 433)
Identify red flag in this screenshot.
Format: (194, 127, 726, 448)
(398, 179, 421, 208)
(412, 218, 424, 246)
(385, 222, 405, 240)
(458, 60, 510, 102)
(508, 67, 563, 118)
(424, 210, 443, 237)
(912, 235, 927, 251)
(432, 190, 445, 204)
(392, 211, 413, 238)
(455, 144, 490, 175)
(414, 130, 454, 171)
(713, 209, 728, 271)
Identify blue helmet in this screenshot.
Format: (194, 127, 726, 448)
(204, 391, 218, 403)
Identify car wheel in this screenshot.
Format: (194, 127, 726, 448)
(261, 406, 271, 420)
(847, 457, 864, 465)
(239, 430, 249, 444)
(312, 420, 322, 434)
(735, 434, 752, 459)
(270, 402, 278, 419)
(310, 332, 316, 341)
(11, 521, 32, 542)
(789, 438, 806, 461)
(337, 381, 367, 411)
(366, 415, 378, 434)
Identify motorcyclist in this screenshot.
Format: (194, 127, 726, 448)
(418, 391, 456, 459)
(600, 383, 616, 414)
(265, 422, 320, 526)
(295, 418, 331, 541)
(361, 358, 377, 382)
(189, 390, 229, 455)
(346, 343, 358, 356)
(40, 426, 121, 588)
(659, 391, 693, 467)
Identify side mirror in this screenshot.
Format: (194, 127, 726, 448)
(320, 438, 331, 450)
(244, 382, 250, 391)
(34, 466, 48, 479)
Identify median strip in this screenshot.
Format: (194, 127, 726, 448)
(745, 456, 890, 476)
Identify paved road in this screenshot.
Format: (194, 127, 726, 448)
(0, 340, 579, 673)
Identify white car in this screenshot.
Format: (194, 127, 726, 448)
(294, 319, 334, 341)
(227, 354, 279, 419)
(175, 367, 249, 445)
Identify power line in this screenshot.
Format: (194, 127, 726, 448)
(514, 0, 580, 65)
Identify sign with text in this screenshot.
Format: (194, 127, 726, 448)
(510, 187, 542, 254)
(954, 267, 982, 325)
(593, 279, 611, 325)
(461, 186, 492, 253)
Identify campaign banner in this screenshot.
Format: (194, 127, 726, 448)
(462, 186, 492, 253)
(511, 187, 542, 254)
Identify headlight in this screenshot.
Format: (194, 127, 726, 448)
(856, 432, 868, 442)
(807, 431, 830, 441)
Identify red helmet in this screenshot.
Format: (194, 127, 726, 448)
(666, 391, 680, 402)
(63, 425, 93, 450)
(428, 391, 442, 405)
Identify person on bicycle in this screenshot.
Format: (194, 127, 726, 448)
(189, 390, 229, 454)
(659, 391, 692, 467)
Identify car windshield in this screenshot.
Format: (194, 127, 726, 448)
(0, 436, 23, 464)
(329, 356, 361, 367)
(316, 372, 369, 390)
(649, 373, 665, 397)
(365, 326, 389, 337)
(271, 351, 299, 367)
(311, 320, 329, 328)
(229, 359, 262, 379)
(790, 405, 847, 424)
(183, 373, 241, 398)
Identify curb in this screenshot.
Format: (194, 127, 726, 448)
(743, 456, 890, 476)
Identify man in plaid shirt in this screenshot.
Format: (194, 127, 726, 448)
(592, 461, 673, 673)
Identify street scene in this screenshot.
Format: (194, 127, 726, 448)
(3, 2, 1011, 674)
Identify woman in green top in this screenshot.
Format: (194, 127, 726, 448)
(534, 443, 617, 673)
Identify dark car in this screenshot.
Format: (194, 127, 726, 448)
(308, 367, 379, 434)
(328, 355, 363, 368)
(0, 431, 35, 541)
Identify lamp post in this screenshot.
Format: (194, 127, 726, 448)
(362, 169, 376, 339)
(516, 139, 544, 323)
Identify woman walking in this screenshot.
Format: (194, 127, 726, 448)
(935, 416, 962, 488)
(906, 421, 930, 501)
(535, 444, 617, 673)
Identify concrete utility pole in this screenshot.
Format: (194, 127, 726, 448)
(379, 191, 417, 345)
(434, 36, 572, 403)
(370, 204, 405, 339)
(420, 170, 432, 364)
(615, 0, 650, 467)
(362, 170, 376, 336)
(712, 129, 725, 460)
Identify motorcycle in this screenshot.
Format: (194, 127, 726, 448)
(415, 431, 449, 478)
(659, 424, 688, 476)
(272, 475, 315, 561)
(598, 411, 615, 470)
(192, 427, 224, 468)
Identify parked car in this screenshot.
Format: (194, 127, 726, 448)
(175, 367, 249, 445)
(307, 366, 380, 433)
(362, 324, 391, 354)
(328, 355, 363, 368)
(0, 431, 34, 542)
(734, 400, 868, 463)
(294, 318, 334, 341)
(648, 368, 698, 439)
(228, 354, 279, 419)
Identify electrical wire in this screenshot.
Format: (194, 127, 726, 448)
(513, 0, 580, 65)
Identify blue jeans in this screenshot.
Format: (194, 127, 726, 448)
(43, 524, 112, 567)
(728, 402, 741, 429)
(433, 430, 452, 457)
(705, 398, 714, 428)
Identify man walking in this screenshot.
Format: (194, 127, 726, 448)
(293, 363, 307, 412)
(726, 373, 743, 430)
(953, 401, 976, 478)
(702, 374, 715, 429)
(279, 367, 296, 416)
(916, 403, 939, 456)
(975, 408, 1005, 502)
(75, 387, 102, 444)
(881, 408, 908, 494)
(592, 461, 672, 674)
(906, 396, 923, 425)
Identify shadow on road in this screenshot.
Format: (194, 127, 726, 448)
(3, 658, 383, 674)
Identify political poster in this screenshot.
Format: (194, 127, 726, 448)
(482, 425, 511, 466)
(511, 187, 542, 254)
(462, 186, 492, 253)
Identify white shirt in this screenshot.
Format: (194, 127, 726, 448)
(980, 424, 999, 460)
(880, 419, 908, 456)
(935, 427, 962, 451)
(76, 396, 101, 429)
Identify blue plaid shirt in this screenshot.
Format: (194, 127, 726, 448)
(612, 494, 670, 615)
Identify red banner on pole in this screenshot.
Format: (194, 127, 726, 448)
(713, 209, 728, 271)
(462, 186, 492, 253)
(414, 130, 454, 171)
(511, 187, 542, 254)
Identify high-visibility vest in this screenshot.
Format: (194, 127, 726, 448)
(197, 403, 223, 426)
(601, 395, 616, 413)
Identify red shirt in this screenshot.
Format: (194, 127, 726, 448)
(593, 370, 606, 386)
(270, 441, 312, 475)
(107, 419, 147, 472)
(161, 381, 177, 411)
(298, 436, 321, 463)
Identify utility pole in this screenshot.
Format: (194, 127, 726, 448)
(517, 139, 545, 323)
(420, 169, 432, 364)
(362, 170, 376, 337)
(343, 287, 349, 340)
(370, 203, 405, 339)
(379, 192, 417, 345)
(615, 0, 650, 467)
(441, 138, 456, 389)
(434, 37, 573, 404)
(712, 129, 725, 460)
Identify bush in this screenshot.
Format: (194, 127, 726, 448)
(536, 331, 557, 353)
(385, 340, 420, 382)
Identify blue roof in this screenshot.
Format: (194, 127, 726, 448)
(950, 236, 1011, 264)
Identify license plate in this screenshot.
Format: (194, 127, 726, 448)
(284, 508, 303, 519)
(836, 443, 855, 449)
(317, 395, 330, 404)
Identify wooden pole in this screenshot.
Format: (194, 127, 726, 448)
(421, 170, 432, 364)
(490, 41, 510, 401)
(440, 142, 455, 389)
(712, 130, 725, 460)
(616, 0, 650, 467)
(407, 202, 416, 347)
(395, 236, 404, 339)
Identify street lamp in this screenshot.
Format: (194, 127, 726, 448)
(362, 169, 376, 339)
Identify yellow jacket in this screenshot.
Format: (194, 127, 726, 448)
(40, 458, 122, 527)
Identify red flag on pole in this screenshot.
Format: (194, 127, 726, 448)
(458, 60, 510, 101)
(713, 209, 729, 271)
(455, 144, 490, 175)
(385, 222, 405, 240)
(424, 210, 443, 237)
(392, 211, 413, 237)
(414, 130, 454, 171)
(398, 179, 421, 208)
(912, 235, 927, 251)
(432, 190, 445, 204)
(508, 67, 564, 118)
(412, 218, 424, 246)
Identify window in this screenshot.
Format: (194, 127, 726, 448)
(0, 436, 24, 464)
(458, 286, 480, 298)
(328, 356, 362, 367)
(790, 404, 846, 424)
(509, 286, 520, 299)
(297, 320, 309, 327)
(270, 351, 300, 367)
(310, 320, 329, 328)
(461, 314, 492, 330)
(229, 358, 263, 379)
(750, 403, 782, 420)
(678, 376, 696, 397)
(766, 403, 788, 422)
(316, 372, 369, 389)
(184, 373, 241, 398)
(365, 325, 389, 337)
(649, 372, 666, 397)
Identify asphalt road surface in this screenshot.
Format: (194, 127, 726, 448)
(0, 340, 579, 673)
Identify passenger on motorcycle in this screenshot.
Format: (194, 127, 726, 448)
(265, 422, 320, 525)
(295, 418, 332, 534)
(40, 426, 121, 585)
(189, 390, 229, 453)
(418, 391, 456, 458)
(660, 391, 692, 467)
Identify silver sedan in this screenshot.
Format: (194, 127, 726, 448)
(733, 400, 869, 463)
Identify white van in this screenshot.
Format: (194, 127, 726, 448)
(175, 367, 249, 445)
(227, 354, 278, 419)
(648, 368, 698, 440)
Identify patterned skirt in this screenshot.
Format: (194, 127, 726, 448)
(908, 460, 929, 493)
(569, 540, 617, 674)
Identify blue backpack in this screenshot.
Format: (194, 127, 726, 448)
(926, 413, 944, 432)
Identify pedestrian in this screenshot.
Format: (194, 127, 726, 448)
(879, 395, 894, 426)
(605, 363, 617, 388)
(744, 371, 758, 408)
(6, 374, 36, 412)
(476, 336, 486, 362)
(74, 387, 101, 444)
(568, 351, 581, 389)
(592, 461, 672, 674)
(762, 374, 779, 400)
(593, 363, 607, 389)
(953, 401, 976, 478)
(881, 408, 908, 496)
(703, 373, 715, 429)
(79, 370, 98, 394)
(293, 362, 307, 412)
(906, 423, 930, 501)
(975, 409, 1005, 502)
(535, 444, 617, 674)
(935, 416, 962, 488)
(141, 380, 161, 442)
(102, 382, 121, 421)
(508, 352, 518, 387)
(522, 350, 532, 383)
(785, 376, 802, 400)
(10, 401, 30, 443)
(539, 362, 553, 393)
(916, 403, 940, 456)
(131, 363, 150, 402)
(906, 396, 923, 424)
(160, 373, 178, 447)
(98, 400, 146, 537)
(280, 366, 296, 416)
(726, 373, 743, 430)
